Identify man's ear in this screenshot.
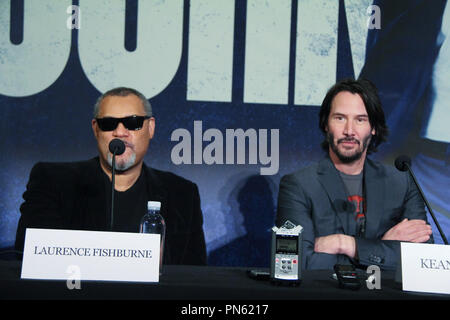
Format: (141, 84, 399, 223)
(92, 119, 99, 139)
(148, 117, 155, 139)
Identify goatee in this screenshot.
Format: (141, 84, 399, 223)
(327, 133, 371, 164)
(107, 152, 136, 172)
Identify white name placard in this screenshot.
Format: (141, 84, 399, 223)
(401, 242, 450, 295)
(21, 228, 160, 283)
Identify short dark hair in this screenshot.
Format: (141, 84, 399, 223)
(319, 78, 388, 154)
(93, 87, 152, 118)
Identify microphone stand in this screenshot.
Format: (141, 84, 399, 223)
(404, 162, 448, 245)
(111, 150, 117, 231)
(108, 139, 125, 231)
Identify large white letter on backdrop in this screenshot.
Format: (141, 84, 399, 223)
(294, 0, 369, 106)
(0, 0, 71, 97)
(244, 0, 292, 105)
(78, 0, 183, 98)
(187, 0, 235, 102)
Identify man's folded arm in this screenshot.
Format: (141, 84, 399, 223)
(277, 174, 340, 270)
(355, 173, 433, 270)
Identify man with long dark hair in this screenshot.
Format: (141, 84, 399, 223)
(277, 78, 432, 270)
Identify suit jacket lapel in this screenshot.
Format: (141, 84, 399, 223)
(317, 157, 352, 235)
(143, 164, 168, 212)
(363, 158, 385, 238)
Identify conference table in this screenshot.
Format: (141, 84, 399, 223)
(1, 259, 449, 302)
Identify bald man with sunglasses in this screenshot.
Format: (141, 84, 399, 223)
(15, 87, 207, 266)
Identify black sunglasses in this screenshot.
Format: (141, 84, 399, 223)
(95, 115, 151, 131)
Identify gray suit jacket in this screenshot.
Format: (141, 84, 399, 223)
(276, 156, 431, 270)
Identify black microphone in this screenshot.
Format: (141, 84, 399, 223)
(109, 138, 126, 155)
(394, 155, 448, 245)
(108, 139, 126, 231)
(333, 199, 366, 237)
(394, 155, 411, 172)
(333, 199, 355, 213)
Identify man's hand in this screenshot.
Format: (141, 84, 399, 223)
(314, 234, 356, 258)
(381, 218, 432, 242)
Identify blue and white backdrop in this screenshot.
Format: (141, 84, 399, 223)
(1, 0, 449, 266)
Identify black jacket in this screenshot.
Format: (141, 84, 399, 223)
(15, 157, 207, 265)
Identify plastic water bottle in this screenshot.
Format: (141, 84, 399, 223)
(140, 201, 166, 273)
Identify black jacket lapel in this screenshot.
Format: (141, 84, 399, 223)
(77, 157, 109, 231)
(143, 164, 168, 213)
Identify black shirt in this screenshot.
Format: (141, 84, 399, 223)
(103, 168, 148, 233)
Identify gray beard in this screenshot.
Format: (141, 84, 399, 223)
(107, 152, 136, 172)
